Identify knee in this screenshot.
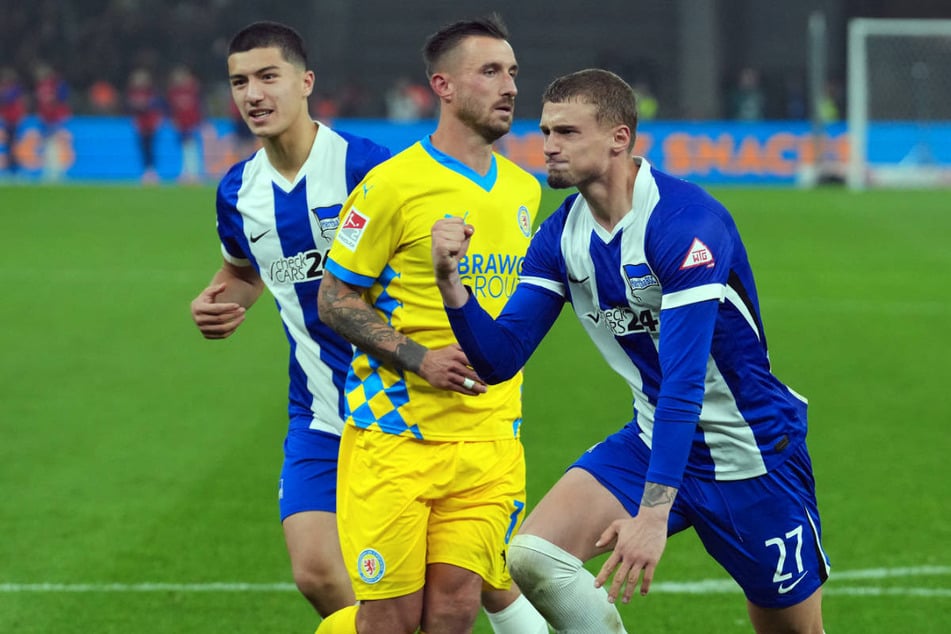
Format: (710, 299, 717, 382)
(292, 566, 331, 599)
(508, 536, 543, 591)
(508, 534, 580, 595)
(292, 564, 351, 615)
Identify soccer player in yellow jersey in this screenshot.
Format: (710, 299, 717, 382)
(315, 14, 544, 634)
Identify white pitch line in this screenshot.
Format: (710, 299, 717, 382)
(0, 582, 297, 593)
(649, 581, 951, 597)
(1, 566, 948, 597)
(827, 587, 951, 597)
(831, 565, 951, 580)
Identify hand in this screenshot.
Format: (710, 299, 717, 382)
(417, 343, 486, 395)
(432, 217, 474, 309)
(190, 282, 246, 339)
(593, 512, 669, 604)
(431, 217, 473, 281)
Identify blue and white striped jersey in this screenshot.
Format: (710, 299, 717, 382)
(447, 159, 808, 486)
(215, 124, 390, 435)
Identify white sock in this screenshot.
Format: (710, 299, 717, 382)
(484, 593, 549, 634)
(508, 534, 627, 634)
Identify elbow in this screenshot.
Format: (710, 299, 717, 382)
(317, 305, 339, 331)
(316, 284, 336, 328)
(474, 360, 520, 385)
(484, 373, 515, 385)
(465, 333, 527, 385)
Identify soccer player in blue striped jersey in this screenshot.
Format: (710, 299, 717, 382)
(432, 69, 829, 633)
(189, 21, 390, 618)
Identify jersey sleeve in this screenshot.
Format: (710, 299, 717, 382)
(645, 298, 718, 488)
(446, 282, 563, 383)
(215, 168, 249, 265)
(517, 196, 574, 298)
(645, 203, 735, 488)
(444, 200, 572, 382)
(646, 203, 735, 308)
(643, 202, 735, 489)
(339, 133, 392, 191)
(324, 170, 402, 288)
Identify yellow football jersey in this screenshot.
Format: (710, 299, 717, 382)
(326, 138, 541, 441)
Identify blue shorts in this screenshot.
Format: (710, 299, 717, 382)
(278, 427, 340, 521)
(573, 423, 831, 608)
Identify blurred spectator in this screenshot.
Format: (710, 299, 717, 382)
(633, 80, 658, 120)
(729, 66, 765, 121)
(33, 62, 72, 181)
(87, 79, 120, 114)
(385, 76, 434, 122)
(784, 74, 806, 120)
(34, 63, 72, 129)
(0, 66, 28, 175)
(337, 80, 373, 118)
(313, 89, 340, 120)
(818, 79, 841, 123)
(126, 67, 164, 183)
(166, 64, 204, 183)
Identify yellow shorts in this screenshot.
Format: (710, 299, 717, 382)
(336, 425, 527, 600)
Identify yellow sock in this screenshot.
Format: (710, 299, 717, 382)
(315, 604, 358, 634)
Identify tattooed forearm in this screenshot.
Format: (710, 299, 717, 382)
(393, 340, 427, 374)
(318, 273, 427, 373)
(641, 482, 678, 508)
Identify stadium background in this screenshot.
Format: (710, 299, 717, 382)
(1, 1, 949, 632)
(1, 0, 950, 184)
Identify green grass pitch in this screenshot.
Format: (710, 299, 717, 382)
(0, 183, 948, 632)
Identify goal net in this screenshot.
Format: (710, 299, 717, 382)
(847, 19, 951, 189)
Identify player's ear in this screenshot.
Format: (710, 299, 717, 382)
(301, 70, 315, 98)
(430, 72, 452, 102)
(612, 124, 632, 156)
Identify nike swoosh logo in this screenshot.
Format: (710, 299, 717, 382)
(777, 572, 807, 595)
(568, 276, 590, 284)
(585, 312, 600, 324)
(249, 230, 271, 243)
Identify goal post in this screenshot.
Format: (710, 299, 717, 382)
(847, 18, 951, 189)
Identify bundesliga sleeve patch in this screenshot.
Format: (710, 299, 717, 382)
(680, 237, 715, 269)
(337, 208, 370, 252)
